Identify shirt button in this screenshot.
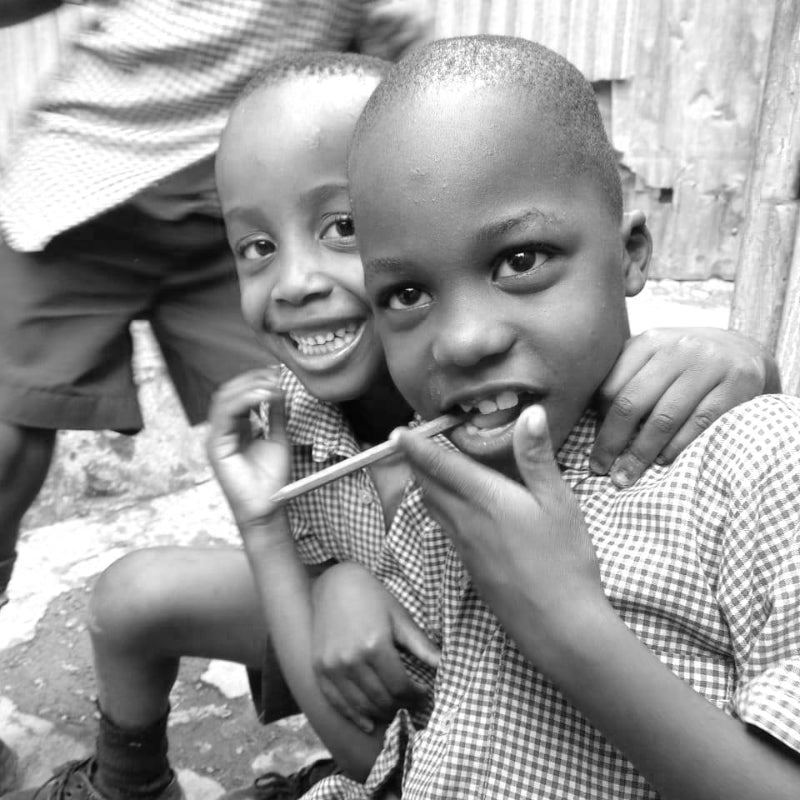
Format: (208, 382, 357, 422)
(359, 490, 373, 505)
(433, 716, 451, 735)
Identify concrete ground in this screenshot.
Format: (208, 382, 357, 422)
(0, 280, 733, 798)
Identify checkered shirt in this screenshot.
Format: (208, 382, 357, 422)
(303, 393, 800, 799)
(279, 367, 440, 799)
(0, 0, 366, 252)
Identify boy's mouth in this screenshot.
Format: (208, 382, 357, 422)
(447, 389, 542, 457)
(457, 390, 523, 433)
(287, 321, 364, 358)
(452, 390, 539, 432)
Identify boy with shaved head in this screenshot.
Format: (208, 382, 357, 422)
(332, 35, 800, 799)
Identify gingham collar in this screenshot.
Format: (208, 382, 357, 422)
(281, 368, 360, 463)
(556, 408, 599, 474)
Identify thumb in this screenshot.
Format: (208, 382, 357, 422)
(513, 405, 563, 494)
(391, 601, 441, 669)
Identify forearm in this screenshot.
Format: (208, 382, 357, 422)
(523, 600, 800, 800)
(242, 522, 386, 782)
(0, 0, 62, 27)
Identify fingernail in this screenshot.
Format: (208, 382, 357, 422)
(589, 458, 606, 475)
(655, 455, 666, 466)
(359, 719, 374, 734)
(611, 466, 632, 488)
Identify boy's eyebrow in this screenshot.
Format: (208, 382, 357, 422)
(362, 208, 568, 276)
(363, 256, 405, 276)
(304, 181, 350, 204)
(475, 208, 565, 242)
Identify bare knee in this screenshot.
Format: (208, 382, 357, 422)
(89, 548, 186, 655)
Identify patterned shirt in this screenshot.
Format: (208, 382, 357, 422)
(280, 369, 439, 760)
(0, 0, 366, 252)
(304, 393, 800, 799)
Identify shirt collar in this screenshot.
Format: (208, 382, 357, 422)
(281, 369, 360, 463)
(556, 408, 598, 474)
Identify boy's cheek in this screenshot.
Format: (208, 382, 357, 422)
(384, 348, 426, 410)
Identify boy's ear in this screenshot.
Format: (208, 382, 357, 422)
(620, 209, 651, 298)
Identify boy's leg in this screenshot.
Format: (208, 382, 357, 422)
(7, 546, 275, 800)
(89, 546, 268, 729)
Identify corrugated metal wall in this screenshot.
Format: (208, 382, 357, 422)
(431, 0, 638, 80)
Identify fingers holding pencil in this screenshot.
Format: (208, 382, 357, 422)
(207, 367, 293, 528)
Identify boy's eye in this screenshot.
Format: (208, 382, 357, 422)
(495, 248, 549, 278)
(387, 286, 432, 310)
(321, 213, 356, 244)
(239, 237, 275, 260)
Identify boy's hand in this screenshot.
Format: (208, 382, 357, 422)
(592, 327, 778, 488)
(358, 0, 433, 61)
(206, 368, 290, 531)
(311, 562, 440, 733)
(394, 407, 606, 663)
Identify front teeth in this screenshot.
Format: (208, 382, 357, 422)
(459, 390, 520, 415)
(290, 322, 360, 355)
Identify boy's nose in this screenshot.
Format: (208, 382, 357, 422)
(272, 255, 332, 305)
(431, 295, 513, 368)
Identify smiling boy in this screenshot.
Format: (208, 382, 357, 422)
(345, 35, 800, 799)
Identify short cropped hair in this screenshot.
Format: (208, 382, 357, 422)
(352, 35, 622, 220)
(233, 51, 390, 111)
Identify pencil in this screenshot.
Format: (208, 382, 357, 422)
(269, 411, 465, 506)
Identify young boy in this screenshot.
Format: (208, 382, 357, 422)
(9, 51, 783, 800)
(336, 34, 800, 798)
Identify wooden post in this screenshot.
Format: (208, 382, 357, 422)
(730, 0, 800, 391)
(776, 220, 800, 394)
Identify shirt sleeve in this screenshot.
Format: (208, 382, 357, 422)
(713, 397, 800, 755)
(298, 710, 418, 800)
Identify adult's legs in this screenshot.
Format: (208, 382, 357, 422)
(0, 423, 56, 604)
(147, 212, 268, 427)
(0, 216, 162, 603)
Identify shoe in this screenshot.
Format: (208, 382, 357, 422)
(0, 738, 20, 794)
(2, 757, 184, 800)
(223, 758, 340, 800)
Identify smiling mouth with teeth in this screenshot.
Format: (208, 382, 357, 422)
(289, 321, 362, 356)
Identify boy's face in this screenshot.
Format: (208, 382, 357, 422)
(352, 86, 648, 472)
(216, 75, 383, 403)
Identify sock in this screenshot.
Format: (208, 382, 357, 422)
(93, 707, 172, 800)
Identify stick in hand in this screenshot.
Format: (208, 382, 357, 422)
(269, 412, 465, 506)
